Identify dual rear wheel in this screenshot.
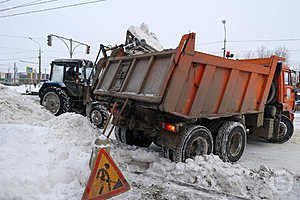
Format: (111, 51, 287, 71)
(115, 121, 246, 163)
(164, 122, 246, 163)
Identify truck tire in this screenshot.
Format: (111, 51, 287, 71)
(207, 120, 226, 138)
(41, 87, 70, 116)
(173, 125, 213, 163)
(215, 121, 246, 162)
(267, 115, 294, 143)
(114, 127, 152, 147)
(89, 105, 108, 129)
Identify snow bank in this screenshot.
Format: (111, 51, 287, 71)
(0, 84, 53, 125)
(128, 23, 164, 51)
(110, 141, 300, 200)
(0, 84, 97, 200)
(0, 115, 96, 200)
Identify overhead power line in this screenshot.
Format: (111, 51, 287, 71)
(0, 0, 106, 18)
(198, 38, 300, 46)
(0, 57, 38, 61)
(0, 0, 58, 12)
(0, 34, 43, 39)
(0, 0, 11, 4)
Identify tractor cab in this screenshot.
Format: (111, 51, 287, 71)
(39, 58, 94, 115)
(49, 59, 94, 97)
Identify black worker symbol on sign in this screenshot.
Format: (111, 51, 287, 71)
(96, 163, 111, 195)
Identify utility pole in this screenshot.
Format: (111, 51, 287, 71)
(222, 20, 227, 58)
(38, 47, 41, 84)
(13, 62, 16, 84)
(47, 34, 90, 58)
(28, 37, 42, 84)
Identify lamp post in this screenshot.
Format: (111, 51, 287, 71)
(222, 20, 227, 58)
(28, 37, 41, 84)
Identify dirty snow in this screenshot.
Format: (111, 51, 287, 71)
(1, 84, 300, 200)
(128, 23, 164, 51)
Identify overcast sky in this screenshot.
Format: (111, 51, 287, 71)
(0, 0, 299, 73)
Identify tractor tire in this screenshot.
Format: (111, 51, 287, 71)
(41, 87, 70, 116)
(215, 121, 246, 162)
(114, 127, 152, 147)
(267, 115, 294, 144)
(173, 125, 213, 163)
(89, 105, 108, 129)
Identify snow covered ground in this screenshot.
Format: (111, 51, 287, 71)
(1, 84, 300, 200)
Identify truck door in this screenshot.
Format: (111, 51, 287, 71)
(283, 70, 295, 110)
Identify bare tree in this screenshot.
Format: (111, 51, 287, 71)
(244, 50, 255, 59)
(243, 46, 289, 62)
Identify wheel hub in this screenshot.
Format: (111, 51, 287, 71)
(42, 92, 60, 114)
(190, 137, 208, 157)
(279, 121, 288, 137)
(91, 110, 103, 126)
(229, 130, 242, 157)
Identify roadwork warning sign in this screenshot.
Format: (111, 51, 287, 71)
(82, 148, 130, 200)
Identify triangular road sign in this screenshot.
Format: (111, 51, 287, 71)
(82, 148, 130, 200)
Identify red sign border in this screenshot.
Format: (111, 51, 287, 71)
(82, 148, 130, 200)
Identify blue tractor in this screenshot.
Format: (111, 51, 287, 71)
(39, 58, 108, 128)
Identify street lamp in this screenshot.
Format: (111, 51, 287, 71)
(222, 20, 227, 58)
(28, 37, 41, 84)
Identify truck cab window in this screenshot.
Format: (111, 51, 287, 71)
(284, 72, 291, 86)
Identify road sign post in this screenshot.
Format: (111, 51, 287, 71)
(26, 66, 34, 93)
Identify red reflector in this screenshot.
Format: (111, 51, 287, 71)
(160, 122, 176, 133)
(165, 124, 176, 132)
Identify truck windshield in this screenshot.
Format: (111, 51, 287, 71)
(51, 63, 64, 82)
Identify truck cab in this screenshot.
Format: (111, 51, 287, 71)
(280, 64, 295, 116)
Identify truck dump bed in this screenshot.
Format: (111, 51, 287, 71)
(94, 33, 282, 119)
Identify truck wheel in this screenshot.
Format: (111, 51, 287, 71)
(114, 127, 152, 147)
(41, 87, 70, 116)
(174, 125, 213, 163)
(215, 121, 246, 162)
(267, 115, 294, 143)
(89, 105, 108, 129)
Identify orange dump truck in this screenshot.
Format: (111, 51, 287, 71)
(93, 33, 294, 162)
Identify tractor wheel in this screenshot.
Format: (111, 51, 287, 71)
(215, 121, 246, 162)
(89, 105, 108, 129)
(173, 125, 213, 163)
(267, 115, 294, 144)
(41, 87, 70, 116)
(114, 127, 152, 147)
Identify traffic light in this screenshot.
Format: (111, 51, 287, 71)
(226, 51, 234, 58)
(47, 35, 52, 46)
(86, 45, 90, 54)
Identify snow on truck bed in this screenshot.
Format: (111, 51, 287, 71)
(1, 84, 300, 200)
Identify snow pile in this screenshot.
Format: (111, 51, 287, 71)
(0, 84, 53, 125)
(128, 23, 164, 51)
(0, 84, 97, 200)
(0, 114, 96, 200)
(110, 141, 300, 200)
